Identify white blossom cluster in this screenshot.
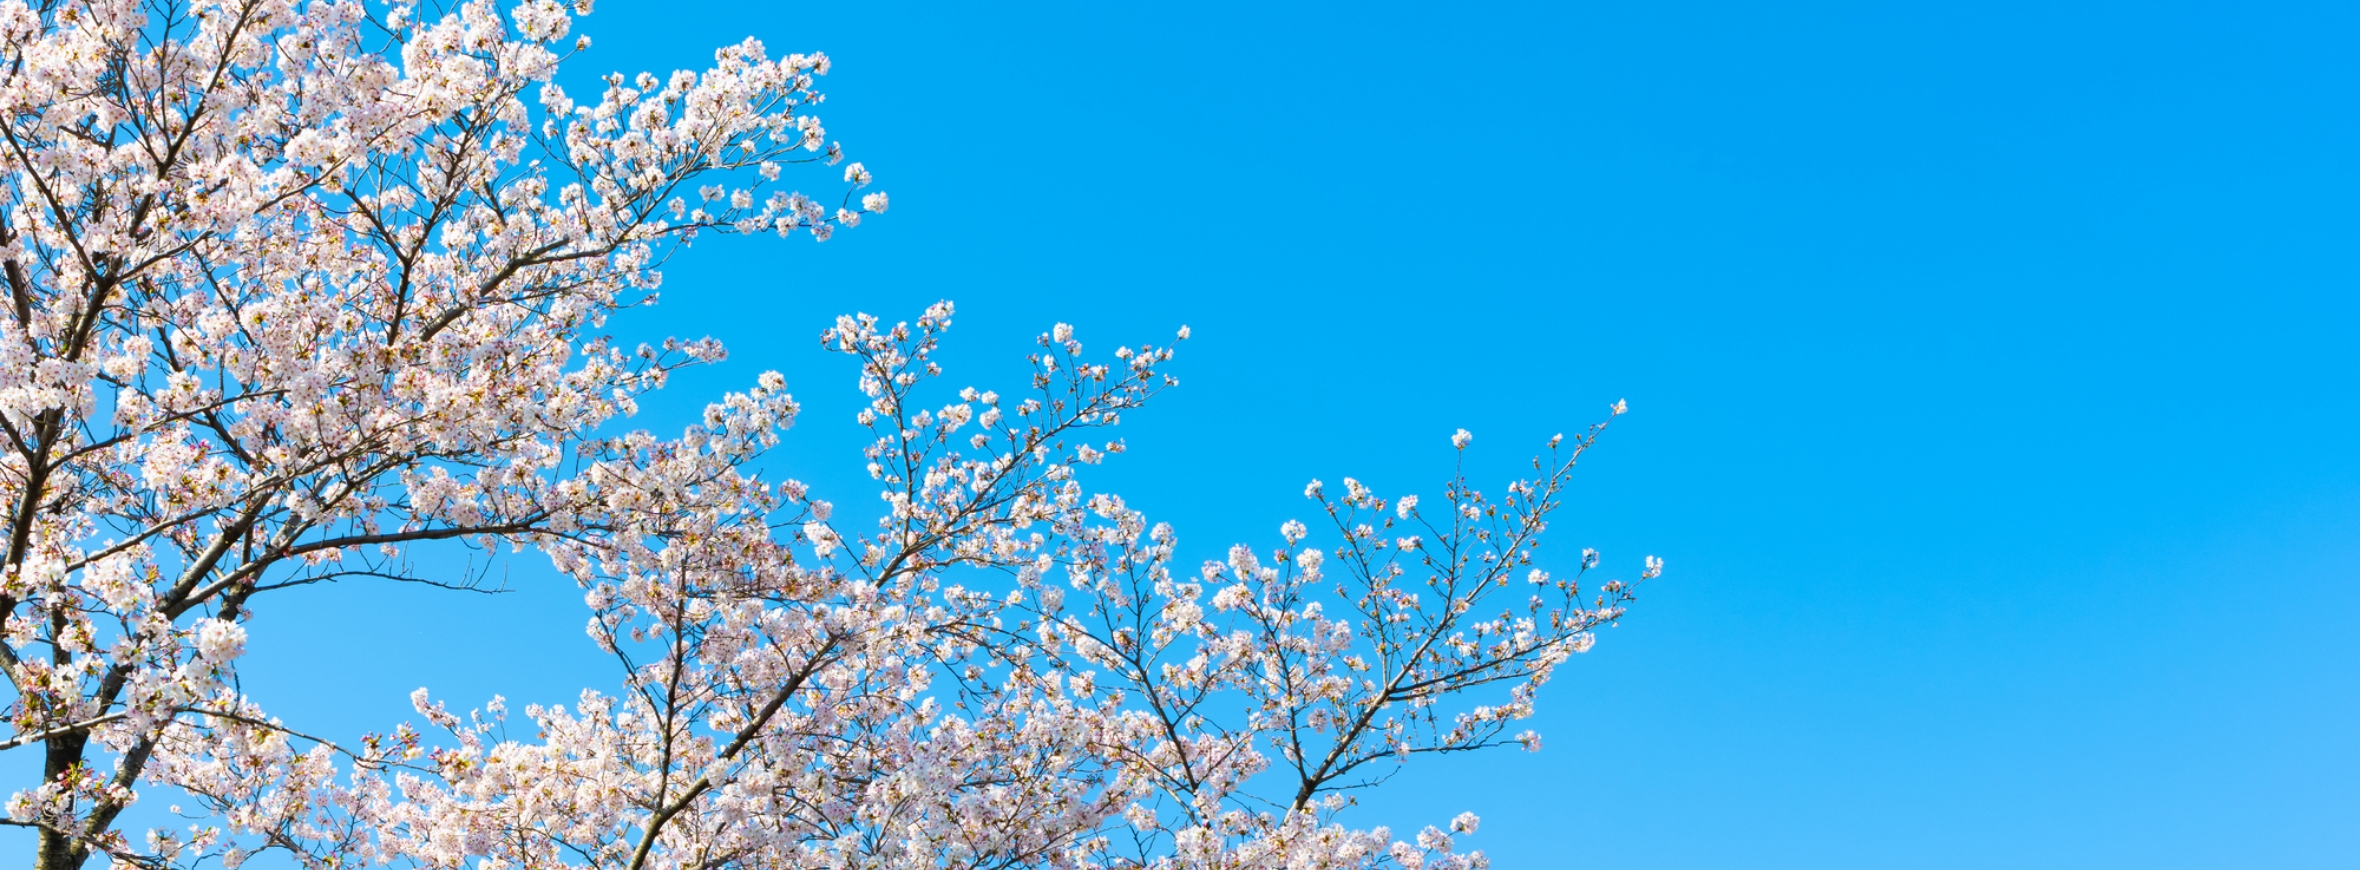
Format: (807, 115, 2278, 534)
(0, 1, 1658, 868)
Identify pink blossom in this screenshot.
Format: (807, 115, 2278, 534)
(0, 4, 1652, 866)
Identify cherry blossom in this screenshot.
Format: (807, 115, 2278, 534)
(0, 1, 1658, 868)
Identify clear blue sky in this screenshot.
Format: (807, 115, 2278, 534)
(228, 1, 2359, 868)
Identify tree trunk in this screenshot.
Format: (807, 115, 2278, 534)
(32, 731, 90, 870)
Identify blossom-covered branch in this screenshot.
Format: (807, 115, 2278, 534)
(0, 1, 1654, 868)
(0, 0, 875, 866)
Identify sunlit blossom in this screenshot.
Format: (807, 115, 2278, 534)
(0, 3, 1649, 867)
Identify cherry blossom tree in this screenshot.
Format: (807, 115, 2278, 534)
(0, 1, 1656, 868)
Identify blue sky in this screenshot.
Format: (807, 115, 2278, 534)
(224, 1, 2360, 868)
